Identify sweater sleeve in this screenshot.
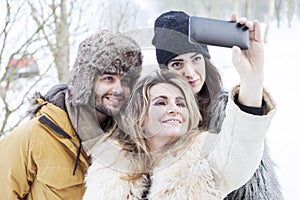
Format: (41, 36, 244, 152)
(205, 86, 276, 198)
(234, 94, 266, 115)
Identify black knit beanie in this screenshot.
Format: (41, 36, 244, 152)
(152, 11, 210, 68)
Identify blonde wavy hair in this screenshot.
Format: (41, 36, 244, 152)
(117, 70, 202, 180)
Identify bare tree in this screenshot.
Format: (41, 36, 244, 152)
(264, 0, 276, 43)
(25, 0, 145, 76)
(0, 0, 54, 136)
(27, 0, 89, 83)
(92, 0, 140, 32)
(287, 0, 296, 27)
(0, 0, 92, 136)
(275, 0, 283, 27)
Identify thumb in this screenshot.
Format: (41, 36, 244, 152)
(232, 46, 242, 68)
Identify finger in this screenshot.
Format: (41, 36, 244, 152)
(245, 21, 254, 31)
(232, 46, 242, 67)
(230, 12, 237, 21)
(253, 20, 263, 43)
(238, 17, 247, 25)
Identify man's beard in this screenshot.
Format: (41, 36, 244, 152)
(95, 93, 127, 117)
(95, 103, 113, 117)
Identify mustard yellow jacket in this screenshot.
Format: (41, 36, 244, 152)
(0, 99, 90, 199)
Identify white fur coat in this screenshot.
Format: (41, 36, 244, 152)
(84, 133, 222, 199)
(84, 88, 276, 200)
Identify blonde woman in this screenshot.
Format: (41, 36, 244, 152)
(84, 70, 276, 199)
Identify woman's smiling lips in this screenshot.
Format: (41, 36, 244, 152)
(162, 118, 182, 125)
(188, 79, 199, 87)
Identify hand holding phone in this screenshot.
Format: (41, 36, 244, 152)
(189, 16, 249, 50)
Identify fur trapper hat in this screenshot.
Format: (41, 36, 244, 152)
(152, 11, 210, 68)
(68, 30, 142, 105)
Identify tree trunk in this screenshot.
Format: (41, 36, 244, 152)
(264, 0, 275, 43)
(244, 0, 251, 19)
(287, 0, 295, 28)
(275, 0, 282, 28)
(55, 0, 70, 83)
(233, 0, 240, 15)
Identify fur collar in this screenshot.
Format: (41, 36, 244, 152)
(84, 133, 222, 199)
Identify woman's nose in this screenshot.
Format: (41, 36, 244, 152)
(183, 63, 195, 78)
(167, 103, 180, 115)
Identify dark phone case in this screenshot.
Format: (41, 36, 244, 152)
(189, 16, 249, 50)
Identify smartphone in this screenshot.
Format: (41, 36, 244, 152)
(189, 16, 249, 50)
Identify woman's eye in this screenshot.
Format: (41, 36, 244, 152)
(193, 56, 202, 63)
(171, 62, 179, 67)
(169, 62, 182, 70)
(176, 101, 186, 107)
(154, 100, 166, 106)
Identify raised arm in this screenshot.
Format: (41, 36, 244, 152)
(205, 14, 277, 198)
(206, 88, 276, 198)
(230, 13, 264, 107)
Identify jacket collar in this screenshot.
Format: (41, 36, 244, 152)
(36, 98, 90, 168)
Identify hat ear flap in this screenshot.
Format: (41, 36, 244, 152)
(68, 61, 97, 105)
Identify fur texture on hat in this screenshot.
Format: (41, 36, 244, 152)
(68, 30, 142, 105)
(152, 11, 210, 67)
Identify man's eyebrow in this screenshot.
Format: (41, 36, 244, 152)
(103, 72, 117, 75)
(97, 69, 114, 75)
(100, 71, 119, 75)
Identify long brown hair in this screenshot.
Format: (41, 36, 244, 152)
(197, 57, 223, 131)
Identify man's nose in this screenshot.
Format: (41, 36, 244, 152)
(112, 80, 123, 94)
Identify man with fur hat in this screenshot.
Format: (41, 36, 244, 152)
(0, 30, 142, 199)
(152, 11, 283, 200)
